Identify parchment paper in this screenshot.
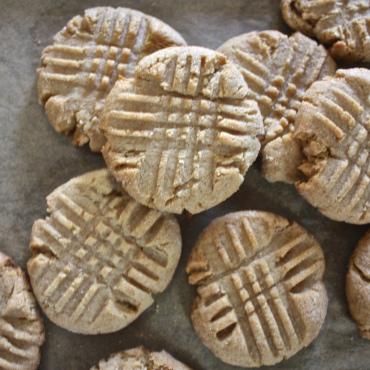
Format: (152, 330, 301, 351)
(0, 0, 369, 369)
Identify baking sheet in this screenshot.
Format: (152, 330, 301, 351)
(1, 0, 369, 369)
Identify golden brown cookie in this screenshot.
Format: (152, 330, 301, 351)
(218, 30, 335, 183)
(0, 252, 45, 370)
(90, 346, 192, 370)
(27, 169, 181, 334)
(281, 0, 370, 62)
(346, 230, 370, 340)
(187, 211, 327, 367)
(37, 7, 186, 151)
(101, 46, 264, 214)
(294, 68, 370, 224)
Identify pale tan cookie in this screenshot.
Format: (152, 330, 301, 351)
(90, 346, 192, 370)
(218, 31, 335, 145)
(293, 68, 370, 224)
(218, 30, 335, 183)
(281, 0, 370, 62)
(187, 211, 327, 367)
(101, 46, 264, 214)
(37, 7, 186, 151)
(346, 230, 370, 340)
(0, 252, 45, 370)
(27, 169, 181, 335)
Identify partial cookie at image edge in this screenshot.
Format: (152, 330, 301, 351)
(346, 230, 370, 340)
(0, 251, 45, 370)
(281, 0, 370, 62)
(90, 346, 192, 370)
(293, 68, 370, 224)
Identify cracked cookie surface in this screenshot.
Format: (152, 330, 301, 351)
(281, 0, 370, 62)
(294, 68, 370, 224)
(218, 30, 335, 183)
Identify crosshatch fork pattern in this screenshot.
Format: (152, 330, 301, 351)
(188, 212, 325, 366)
(41, 8, 150, 93)
(218, 31, 335, 144)
(282, 0, 370, 61)
(104, 86, 261, 200)
(102, 48, 263, 213)
(28, 170, 181, 334)
(295, 69, 370, 223)
(37, 7, 186, 150)
(0, 316, 42, 370)
(0, 256, 44, 370)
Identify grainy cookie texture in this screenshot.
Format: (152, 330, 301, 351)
(281, 0, 370, 62)
(187, 211, 327, 367)
(346, 230, 370, 340)
(37, 7, 186, 151)
(27, 169, 181, 335)
(90, 346, 192, 370)
(218, 30, 335, 183)
(0, 252, 45, 370)
(101, 46, 264, 214)
(293, 68, 370, 224)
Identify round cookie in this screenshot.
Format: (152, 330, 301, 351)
(0, 252, 44, 370)
(37, 7, 186, 151)
(346, 230, 370, 339)
(281, 0, 370, 62)
(27, 169, 181, 335)
(186, 211, 327, 367)
(101, 46, 264, 214)
(218, 30, 336, 183)
(90, 346, 192, 370)
(293, 68, 370, 224)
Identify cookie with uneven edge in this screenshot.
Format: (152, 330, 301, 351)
(218, 31, 335, 145)
(346, 230, 370, 340)
(101, 46, 264, 214)
(27, 169, 181, 335)
(281, 0, 370, 62)
(293, 68, 370, 224)
(37, 7, 186, 152)
(0, 252, 45, 370)
(218, 30, 336, 183)
(187, 211, 327, 367)
(90, 346, 192, 370)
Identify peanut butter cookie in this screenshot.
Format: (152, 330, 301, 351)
(294, 69, 370, 224)
(282, 0, 370, 62)
(187, 211, 327, 367)
(37, 7, 186, 151)
(27, 169, 181, 334)
(101, 46, 264, 214)
(346, 230, 370, 339)
(91, 346, 192, 370)
(218, 30, 335, 183)
(0, 252, 45, 370)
